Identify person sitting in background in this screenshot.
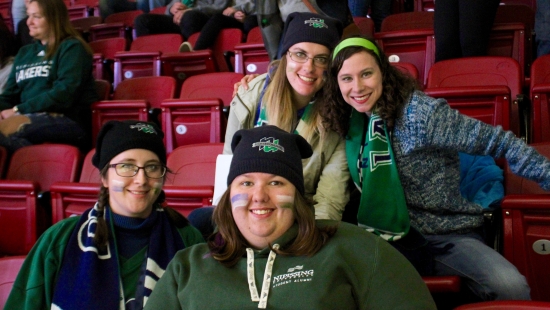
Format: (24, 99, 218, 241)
(257, 0, 356, 60)
(0, 0, 98, 153)
(177, 0, 257, 52)
(5, 120, 204, 310)
(187, 12, 350, 238)
(133, 0, 230, 40)
(348, 0, 391, 32)
(99, 0, 171, 19)
(319, 37, 538, 301)
(145, 125, 437, 310)
(0, 16, 16, 93)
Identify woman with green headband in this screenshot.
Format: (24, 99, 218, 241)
(318, 37, 550, 302)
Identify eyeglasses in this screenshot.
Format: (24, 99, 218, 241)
(287, 51, 329, 68)
(109, 163, 167, 179)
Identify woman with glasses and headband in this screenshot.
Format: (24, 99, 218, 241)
(5, 120, 204, 310)
(188, 12, 351, 237)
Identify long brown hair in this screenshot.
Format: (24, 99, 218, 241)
(29, 0, 93, 59)
(207, 188, 337, 267)
(319, 38, 419, 136)
(262, 57, 326, 144)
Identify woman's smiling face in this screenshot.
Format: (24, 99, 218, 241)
(337, 51, 383, 114)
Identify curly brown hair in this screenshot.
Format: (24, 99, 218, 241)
(318, 38, 419, 136)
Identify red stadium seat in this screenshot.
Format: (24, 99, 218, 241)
(454, 300, 550, 309)
(89, 37, 127, 81)
(391, 62, 420, 82)
(163, 143, 223, 216)
(353, 17, 375, 39)
(90, 76, 174, 143)
(425, 56, 524, 137)
(0, 146, 6, 179)
(414, 0, 434, 11)
(234, 27, 269, 75)
(501, 143, 550, 301)
(493, 4, 535, 80)
(113, 33, 181, 88)
(0, 145, 81, 255)
(67, 4, 89, 20)
(94, 79, 111, 100)
(375, 11, 435, 86)
(162, 72, 243, 153)
(89, 9, 142, 42)
(51, 149, 101, 223)
(529, 55, 550, 143)
(0, 255, 26, 309)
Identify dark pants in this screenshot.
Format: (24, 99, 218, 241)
(134, 10, 212, 40)
(194, 13, 258, 50)
(434, 0, 500, 62)
(348, 0, 392, 32)
(0, 113, 87, 154)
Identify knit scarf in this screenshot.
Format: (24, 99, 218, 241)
(51, 203, 185, 310)
(346, 110, 409, 241)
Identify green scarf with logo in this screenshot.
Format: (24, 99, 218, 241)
(255, 100, 314, 133)
(346, 110, 410, 241)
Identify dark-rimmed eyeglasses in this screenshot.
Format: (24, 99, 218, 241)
(287, 51, 329, 68)
(109, 163, 167, 179)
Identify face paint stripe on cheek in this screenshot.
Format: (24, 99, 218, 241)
(276, 195, 294, 209)
(112, 180, 125, 192)
(231, 193, 248, 209)
(152, 181, 163, 195)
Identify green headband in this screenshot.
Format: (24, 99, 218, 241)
(332, 37, 380, 60)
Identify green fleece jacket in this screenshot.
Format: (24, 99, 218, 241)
(5, 210, 204, 310)
(145, 220, 437, 310)
(0, 38, 97, 126)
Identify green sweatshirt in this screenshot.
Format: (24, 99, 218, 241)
(145, 220, 437, 310)
(0, 38, 98, 126)
(5, 211, 204, 310)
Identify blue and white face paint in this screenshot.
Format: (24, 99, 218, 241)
(231, 193, 249, 209)
(111, 179, 125, 192)
(275, 195, 294, 209)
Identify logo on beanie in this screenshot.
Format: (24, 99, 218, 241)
(130, 123, 157, 134)
(252, 137, 285, 153)
(305, 18, 328, 29)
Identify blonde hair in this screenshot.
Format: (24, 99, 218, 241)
(261, 57, 326, 144)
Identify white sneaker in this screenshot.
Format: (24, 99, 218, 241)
(179, 41, 193, 52)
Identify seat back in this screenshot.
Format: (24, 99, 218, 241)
(91, 101, 149, 145)
(95, 79, 111, 100)
(166, 143, 223, 187)
(209, 28, 244, 72)
(245, 26, 263, 43)
(71, 16, 102, 33)
(455, 301, 550, 310)
(129, 33, 182, 53)
(426, 56, 523, 136)
(501, 142, 550, 301)
(114, 76, 176, 109)
(104, 9, 142, 26)
(89, 37, 127, 59)
(380, 11, 434, 32)
(163, 143, 223, 215)
(414, 0, 434, 11)
(0, 255, 26, 309)
(353, 16, 375, 39)
(160, 50, 217, 94)
(6, 144, 81, 190)
(67, 4, 89, 20)
(529, 55, 550, 143)
(179, 72, 244, 107)
(51, 149, 100, 223)
(0, 145, 6, 179)
(0, 145, 81, 254)
(376, 12, 435, 86)
(391, 62, 420, 82)
(493, 4, 535, 78)
(161, 99, 224, 154)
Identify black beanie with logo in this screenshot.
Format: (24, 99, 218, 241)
(92, 120, 166, 169)
(227, 126, 313, 195)
(279, 12, 343, 58)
